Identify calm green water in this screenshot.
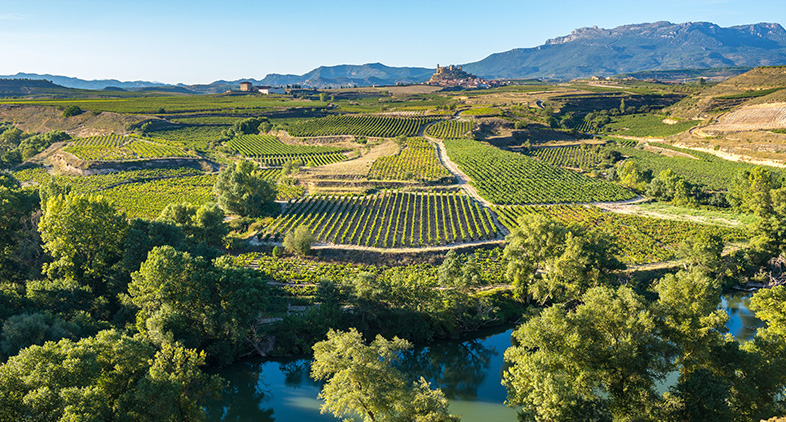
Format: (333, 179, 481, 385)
(207, 293, 762, 422)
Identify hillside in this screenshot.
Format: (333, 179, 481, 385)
(668, 66, 786, 118)
(463, 21, 786, 79)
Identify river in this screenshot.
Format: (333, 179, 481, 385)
(206, 293, 764, 421)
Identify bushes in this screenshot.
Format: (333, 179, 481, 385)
(62, 105, 83, 118)
(283, 225, 315, 256)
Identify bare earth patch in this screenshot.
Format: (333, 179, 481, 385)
(706, 102, 786, 132)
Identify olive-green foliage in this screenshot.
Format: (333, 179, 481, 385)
(504, 286, 662, 421)
(233, 117, 270, 134)
(39, 194, 128, 293)
(503, 213, 623, 304)
(615, 159, 651, 191)
(0, 173, 40, 281)
(676, 231, 724, 275)
(283, 225, 315, 256)
(128, 246, 269, 364)
(311, 328, 459, 422)
(213, 161, 277, 218)
(61, 105, 83, 117)
(158, 202, 228, 248)
(504, 271, 785, 422)
(0, 123, 70, 167)
(0, 330, 224, 422)
(727, 167, 782, 214)
(646, 169, 696, 205)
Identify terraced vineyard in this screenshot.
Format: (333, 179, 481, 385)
(226, 134, 348, 166)
(63, 134, 193, 161)
(444, 138, 635, 204)
(528, 146, 604, 168)
(285, 115, 440, 138)
(100, 175, 216, 218)
(14, 166, 303, 215)
(425, 120, 474, 139)
(494, 204, 745, 264)
(367, 138, 452, 181)
(264, 191, 500, 248)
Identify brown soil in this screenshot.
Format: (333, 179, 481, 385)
(0, 104, 146, 136)
(705, 102, 786, 132)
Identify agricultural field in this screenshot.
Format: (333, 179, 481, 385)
(264, 191, 500, 248)
(227, 134, 348, 166)
(608, 140, 786, 189)
(604, 114, 700, 137)
(234, 246, 508, 286)
(444, 138, 635, 204)
(527, 145, 605, 168)
(285, 115, 440, 137)
(494, 204, 745, 264)
(367, 137, 452, 181)
(0, 95, 326, 115)
(14, 165, 302, 216)
(425, 120, 474, 139)
(63, 134, 194, 161)
(460, 107, 500, 117)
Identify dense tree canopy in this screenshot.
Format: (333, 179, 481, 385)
(39, 194, 128, 294)
(213, 161, 277, 218)
(503, 214, 623, 304)
(311, 328, 459, 422)
(128, 246, 269, 364)
(0, 329, 223, 422)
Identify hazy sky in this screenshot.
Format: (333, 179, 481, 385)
(1, 0, 783, 84)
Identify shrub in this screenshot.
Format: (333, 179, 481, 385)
(283, 225, 315, 256)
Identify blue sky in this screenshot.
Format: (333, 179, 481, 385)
(0, 0, 783, 84)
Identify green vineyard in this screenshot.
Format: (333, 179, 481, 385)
(425, 120, 474, 139)
(367, 138, 452, 181)
(264, 191, 500, 248)
(285, 115, 440, 138)
(443, 138, 635, 204)
(226, 134, 348, 166)
(528, 146, 604, 168)
(494, 204, 745, 264)
(63, 134, 193, 161)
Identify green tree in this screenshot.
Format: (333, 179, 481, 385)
(676, 232, 724, 275)
(503, 286, 665, 421)
(158, 202, 228, 248)
(311, 328, 459, 422)
(727, 167, 780, 214)
(62, 105, 83, 118)
(283, 225, 315, 256)
(646, 169, 695, 205)
(128, 246, 269, 364)
(319, 92, 329, 102)
(503, 214, 622, 304)
(39, 194, 128, 293)
(0, 330, 223, 422)
(0, 173, 39, 281)
(616, 159, 650, 191)
(213, 161, 277, 218)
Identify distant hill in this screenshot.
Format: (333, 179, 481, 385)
(0, 79, 72, 96)
(463, 22, 786, 80)
(0, 73, 169, 90)
(615, 66, 752, 83)
(668, 66, 786, 118)
(243, 63, 433, 88)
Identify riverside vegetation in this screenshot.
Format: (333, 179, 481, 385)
(1, 72, 786, 421)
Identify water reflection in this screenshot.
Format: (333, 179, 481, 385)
(722, 294, 765, 342)
(208, 292, 762, 421)
(399, 338, 495, 400)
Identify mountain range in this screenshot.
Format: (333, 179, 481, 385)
(2, 21, 786, 91)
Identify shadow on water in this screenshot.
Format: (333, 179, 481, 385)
(207, 292, 762, 421)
